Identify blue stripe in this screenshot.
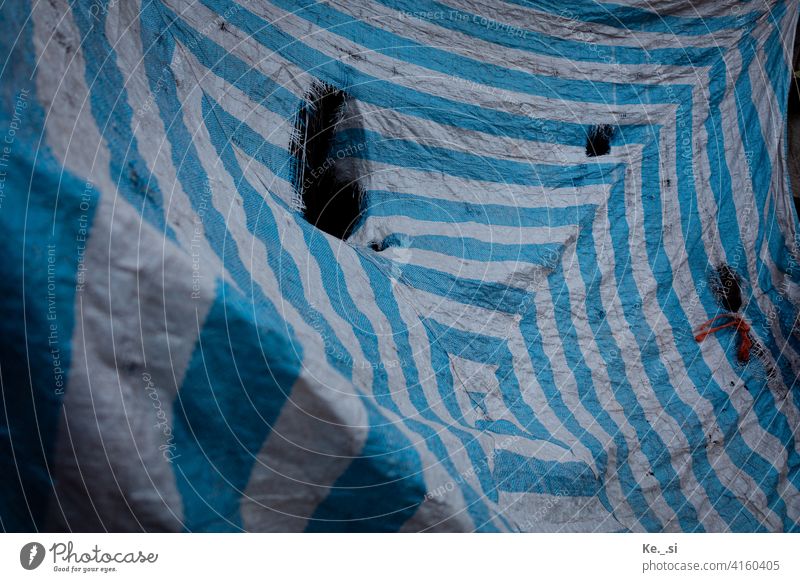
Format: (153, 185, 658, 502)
(661, 39, 800, 516)
(623, 107, 797, 529)
(202, 94, 356, 374)
(201, 88, 438, 531)
(0, 0, 100, 532)
(70, 0, 173, 238)
(624, 122, 777, 530)
(336, 128, 618, 186)
(361, 191, 601, 227)
(377, 233, 563, 265)
(506, 0, 759, 35)
(597, 177, 717, 531)
(158, 4, 299, 119)
(8, 0, 795, 534)
(543, 263, 666, 530)
(377, 0, 721, 66)
(205, 99, 296, 184)
(173, 282, 302, 531)
(202, 0, 694, 141)
(306, 399, 427, 532)
(732, 32, 800, 369)
(493, 451, 600, 496)
(421, 318, 568, 447)
(266, 0, 708, 103)
(357, 254, 505, 530)
(372, 257, 532, 314)
(142, 8, 312, 530)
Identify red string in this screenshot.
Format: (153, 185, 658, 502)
(694, 313, 751, 362)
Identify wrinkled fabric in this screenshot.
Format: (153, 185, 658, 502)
(1, 0, 799, 532)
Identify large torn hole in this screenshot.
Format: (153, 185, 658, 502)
(711, 264, 743, 312)
(586, 124, 613, 157)
(291, 81, 363, 240)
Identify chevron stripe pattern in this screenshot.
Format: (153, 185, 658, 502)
(1, 0, 799, 532)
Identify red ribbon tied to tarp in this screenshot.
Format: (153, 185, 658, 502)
(694, 313, 752, 363)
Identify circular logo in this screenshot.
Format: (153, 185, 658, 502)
(19, 542, 46, 570)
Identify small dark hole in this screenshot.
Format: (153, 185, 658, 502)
(586, 124, 613, 157)
(711, 264, 742, 312)
(369, 241, 385, 252)
(291, 81, 363, 240)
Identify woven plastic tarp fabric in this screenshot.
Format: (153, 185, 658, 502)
(1, 0, 799, 532)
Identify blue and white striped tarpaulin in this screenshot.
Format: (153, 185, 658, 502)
(1, 0, 799, 532)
